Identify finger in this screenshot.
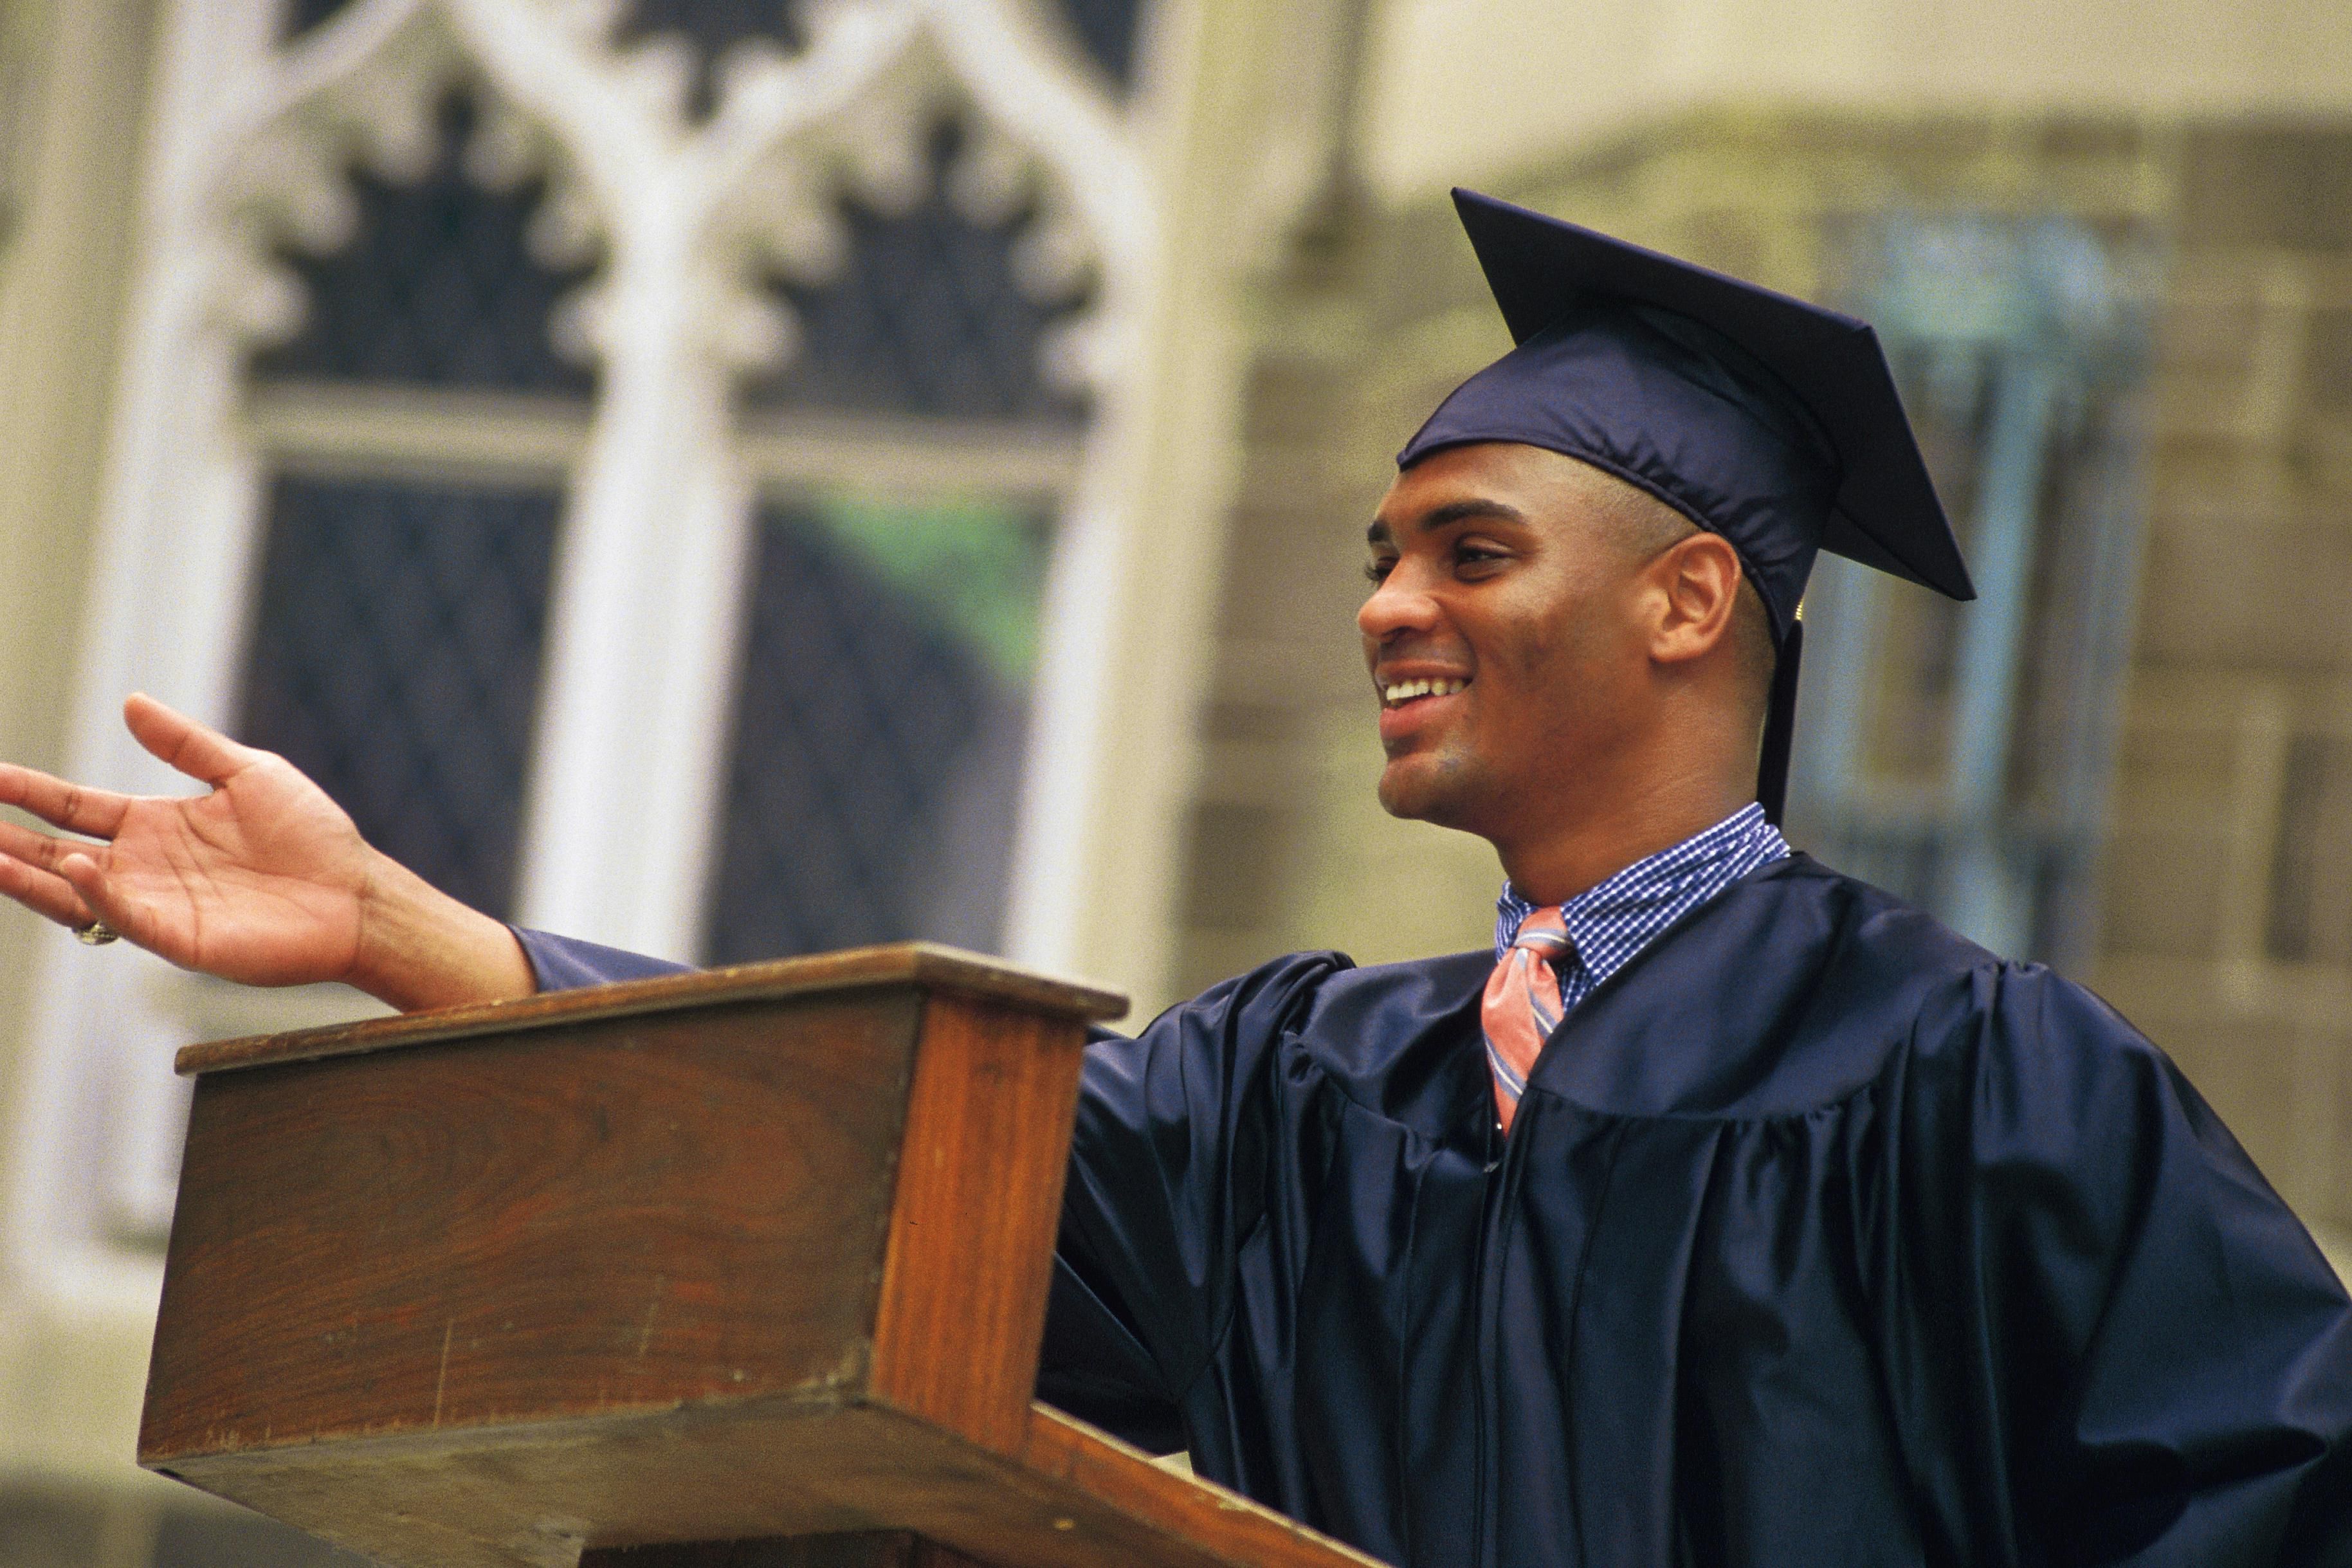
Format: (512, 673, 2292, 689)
(124, 693, 259, 790)
(0, 850, 97, 929)
(0, 760, 132, 839)
(58, 852, 176, 960)
(0, 816, 94, 872)
(56, 851, 147, 946)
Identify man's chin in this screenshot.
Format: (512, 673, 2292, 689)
(1376, 754, 1477, 828)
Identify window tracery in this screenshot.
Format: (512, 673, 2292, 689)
(14, 0, 1165, 1265)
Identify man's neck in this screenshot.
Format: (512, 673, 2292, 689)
(1491, 774, 1756, 907)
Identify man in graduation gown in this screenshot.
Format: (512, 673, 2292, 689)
(3, 192, 2349, 1567)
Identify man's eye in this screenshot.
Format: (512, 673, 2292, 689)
(1364, 558, 1396, 583)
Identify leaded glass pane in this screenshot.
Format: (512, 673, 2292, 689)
(237, 474, 560, 920)
(282, 0, 358, 39)
(615, 0, 803, 120)
(288, 1, 1140, 95)
(703, 496, 1053, 963)
(250, 92, 596, 396)
(744, 124, 1091, 427)
(1058, 0, 1145, 91)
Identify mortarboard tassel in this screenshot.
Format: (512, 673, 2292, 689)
(1755, 617, 1803, 828)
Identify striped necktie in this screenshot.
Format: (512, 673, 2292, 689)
(1482, 906, 1571, 1134)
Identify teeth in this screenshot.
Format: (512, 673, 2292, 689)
(1383, 677, 1468, 704)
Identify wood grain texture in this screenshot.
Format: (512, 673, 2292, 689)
(1016, 1406, 1387, 1568)
(175, 944, 1127, 1077)
(868, 998, 1089, 1454)
(143, 991, 922, 1461)
(158, 1401, 1385, 1568)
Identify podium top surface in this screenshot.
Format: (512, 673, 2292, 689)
(176, 942, 1130, 1078)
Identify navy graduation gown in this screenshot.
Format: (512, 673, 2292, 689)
(515, 855, 2352, 1567)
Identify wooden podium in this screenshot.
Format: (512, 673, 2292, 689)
(138, 945, 1382, 1568)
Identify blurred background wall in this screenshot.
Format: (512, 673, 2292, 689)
(0, 0, 2346, 1562)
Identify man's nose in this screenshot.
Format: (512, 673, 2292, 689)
(1358, 567, 1441, 644)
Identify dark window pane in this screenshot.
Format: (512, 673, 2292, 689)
(237, 475, 560, 920)
(744, 123, 1092, 427)
(292, 2, 1140, 95)
(251, 92, 597, 396)
(1058, 0, 1145, 91)
(614, 0, 805, 120)
(704, 497, 1052, 963)
(282, 0, 358, 39)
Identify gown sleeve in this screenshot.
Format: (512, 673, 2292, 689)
(1903, 963, 2352, 1565)
(1035, 951, 1344, 1453)
(509, 927, 695, 991)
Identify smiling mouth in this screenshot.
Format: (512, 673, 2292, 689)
(1380, 677, 1470, 709)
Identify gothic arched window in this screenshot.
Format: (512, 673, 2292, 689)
(21, 0, 1167, 1261)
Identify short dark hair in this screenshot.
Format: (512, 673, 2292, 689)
(1583, 470, 1778, 720)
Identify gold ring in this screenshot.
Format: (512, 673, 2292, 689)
(76, 918, 120, 947)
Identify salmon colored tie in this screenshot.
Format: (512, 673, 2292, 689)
(1482, 906, 1571, 1134)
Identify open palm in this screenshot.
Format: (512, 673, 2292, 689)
(0, 695, 374, 987)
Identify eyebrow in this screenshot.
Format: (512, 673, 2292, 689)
(1365, 498, 1529, 547)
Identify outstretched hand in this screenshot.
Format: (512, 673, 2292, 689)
(0, 695, 534, 1010)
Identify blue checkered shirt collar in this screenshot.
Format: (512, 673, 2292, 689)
(1493, 803, 1789, 1008)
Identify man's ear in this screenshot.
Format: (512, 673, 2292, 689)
(1645, 530, 1744, 668)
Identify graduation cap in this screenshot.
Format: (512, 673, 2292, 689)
(1399, 188, 1974, 824)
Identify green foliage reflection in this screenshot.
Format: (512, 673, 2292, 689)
(814, 495, 1054, 688)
